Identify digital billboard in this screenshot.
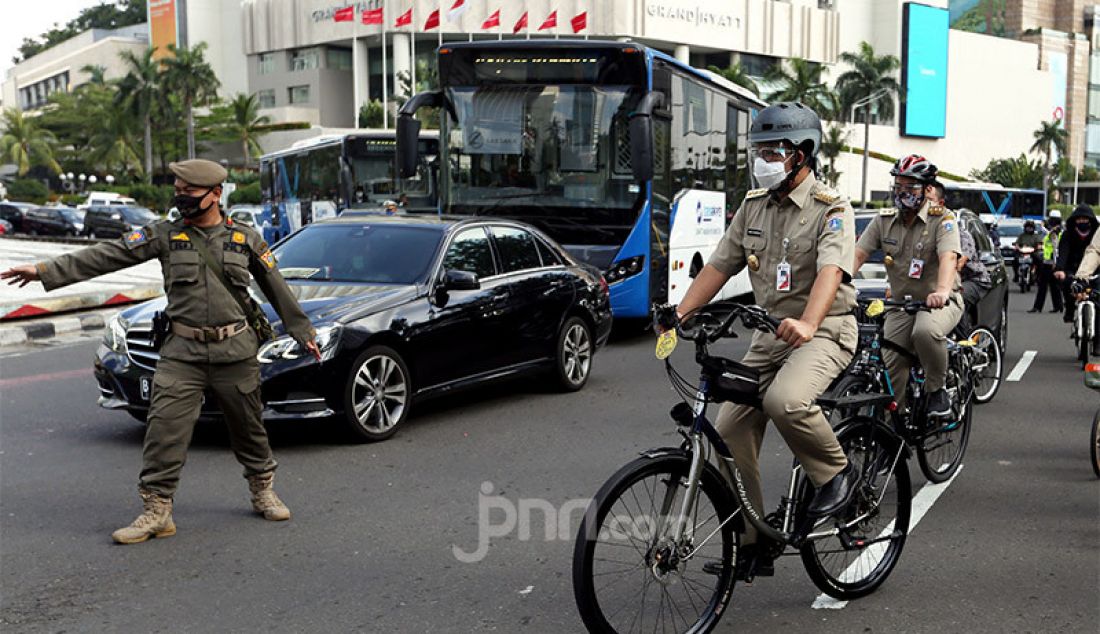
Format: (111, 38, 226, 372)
(901, 3, 949, 138)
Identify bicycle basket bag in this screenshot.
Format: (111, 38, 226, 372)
(701, 356, 761, 406)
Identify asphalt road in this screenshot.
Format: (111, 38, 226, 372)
(1, 289, 1097, 633)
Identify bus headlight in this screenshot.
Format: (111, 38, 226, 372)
(104, 314, 128, 353)
(604, 256, 645, 285)
(258, 325, 342, 364)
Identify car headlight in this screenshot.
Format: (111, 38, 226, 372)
(257, 324, 341, 364)
(104, 314, 128, 353)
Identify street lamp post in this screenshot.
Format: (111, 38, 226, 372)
(849, 89, 889, 211)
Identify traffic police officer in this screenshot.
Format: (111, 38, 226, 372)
(854, 155, 962, 418)
(673, 103, 858, 579)
(2, 159, 318, 544)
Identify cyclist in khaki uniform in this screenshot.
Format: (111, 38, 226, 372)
(2, 160, 319, 544)
(854, 155, 962, 418)
(673, 103, 858, 579)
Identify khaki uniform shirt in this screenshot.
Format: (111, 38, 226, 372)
(37, 217, 315, 363)
(857, 199, 962, 300)
(708, 172, 857, 320)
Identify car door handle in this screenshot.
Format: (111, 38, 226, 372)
(492, 293, 511, 303)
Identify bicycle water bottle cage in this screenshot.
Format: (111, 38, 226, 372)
(701, 356, 762, 406)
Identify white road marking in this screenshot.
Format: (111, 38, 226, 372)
(811, 464, 964, 610)
(1006, 350, 1038, 382)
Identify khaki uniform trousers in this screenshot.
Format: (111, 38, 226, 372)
(140, 357, 276, 497)
(883, 294, 964, 401)
(714, 315, 856, 545)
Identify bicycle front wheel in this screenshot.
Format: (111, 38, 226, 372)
(1091, 409, 1100, 479)
(970, 327, 1003, 404)
(573, 452, 738, 634)
(799, 418, 912, 600)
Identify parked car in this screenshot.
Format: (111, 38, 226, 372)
(78, 192, 139, 209)
(93, 215, 613, 441)
(23, 206, 85, 236)
(0, 201, 37, 233)
(228, 205, 264, 227)
(83, 205, 159, 238)
(0, 218, 12, 235)
(854, 208, 1009, 347)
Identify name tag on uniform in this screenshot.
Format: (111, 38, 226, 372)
(776, 261, 792, 292)
(908, 258, 925, 279)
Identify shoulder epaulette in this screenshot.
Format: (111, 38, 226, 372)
(879, 208, 897, 217)
(745, 188, 768, 200)
(813, 190, 840, 205)
(928, 205, 945, 216)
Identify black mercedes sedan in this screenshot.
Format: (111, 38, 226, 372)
(93, 215, 613, 441)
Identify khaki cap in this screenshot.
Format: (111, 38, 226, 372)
(169, 159, 227, 187)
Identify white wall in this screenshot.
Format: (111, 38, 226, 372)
(832, 29, 1051, 201)
(186, 0, 249, 98)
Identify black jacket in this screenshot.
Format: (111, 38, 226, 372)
(1056, 205, 1100, 274)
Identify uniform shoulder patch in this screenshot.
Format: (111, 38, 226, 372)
(259, 249, 276, 270)
(879, 208, 897, 217)
(825, 215, 844, 232)
(928, 205, 945, 216)
(231, 231, 247, 244)
(745, 188, 769, 200)
(123, 228, 148, 248)
(813, 190, 840, 205)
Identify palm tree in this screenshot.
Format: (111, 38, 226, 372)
(763, 58, 833, 116)
(0, 108, 61, 176)
(707, 63, 759, 97)
(818, 124, 850, 187)
(117, 48, 159, 180)
(80, 64, 108, 87)
(834, 41, 900, 207)
(90, 105, 143, 177)
(222, 93, 271, 168)
(162, 43, 220, 159)
(1030, 119, 1069, 192)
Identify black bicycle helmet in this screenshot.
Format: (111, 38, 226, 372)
(748, 102, 823, 156)
(890, 154, 939, 183)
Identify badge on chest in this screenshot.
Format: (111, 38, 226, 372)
(776, 238, 792, 292)
(908, 258, 925, 279)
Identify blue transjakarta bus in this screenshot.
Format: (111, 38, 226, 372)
(941, 182, 1047, 220)
(395, 40, 765, 317)
(259, 130, 439, 243)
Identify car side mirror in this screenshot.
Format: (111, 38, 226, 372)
(628, 91, 666, 183)
(443, 269, 480, 291)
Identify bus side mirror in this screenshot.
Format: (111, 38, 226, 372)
(629, 91, 666, 183)
(397, 91, 443, 178)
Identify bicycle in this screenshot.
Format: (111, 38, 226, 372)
(1071, 275, 1099, 369)
(1085, 363, 1100, 479)
(572, 301, 912, 633)
(826, 297, 991, 483)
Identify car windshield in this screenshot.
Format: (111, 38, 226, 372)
(59, 209, 83, 223)
(274, 224, 443, 284)
(121, 207, 158, 224)
(997, 224, 1026, 238)
(855, 216, 884, 263)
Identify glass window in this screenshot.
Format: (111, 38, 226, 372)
(274, 224, 442, 284)
(535, 238, 562, 266)
(327, 47, 353, 70)
(288, 85, 311, 104)
(290, 48, 320, 71)
(492, 226, 542, 273)
(121, 207, 158, 224)
(259, 52, 278, 75)
(443, 227, 496, 279)
(256, 89, 275, 109)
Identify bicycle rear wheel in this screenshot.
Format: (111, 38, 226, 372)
(799, 417, 912, 600)
(1091, 409, 1100, 479)
(916, 365, 972, 483)
(573, 452, 738, 634)
(969, 327, 1003, 404)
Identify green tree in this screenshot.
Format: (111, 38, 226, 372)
(0, 109, 61, 176)
(763, 58, 833, 117)
(707, 63, 759, 97)
(969, 154, 1044, 190)
(835, 42, 900, 123)
(1030, 119, 1069, 192)
(162, 43, 221, 159)
(818, 124, 849, 187)
(89, 105, 144, 178)
(359, 100, 388, 128)
(117, 47, 160, 180)
(199, 93, 272, 168)
(80, 63, 108, 86)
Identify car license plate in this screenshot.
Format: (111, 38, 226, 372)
(140, 376, 153, 402)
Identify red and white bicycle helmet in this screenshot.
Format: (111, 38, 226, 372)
(890, 154, 939, 183)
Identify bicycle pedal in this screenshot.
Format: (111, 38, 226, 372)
(701, 561, 726, 576)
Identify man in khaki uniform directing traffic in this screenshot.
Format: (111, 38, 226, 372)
(672, 103, 858, 580)
(2, 159, 319, 544)
(854, 155, 962, 418)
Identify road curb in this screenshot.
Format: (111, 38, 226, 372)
(0, 311, 112, 347)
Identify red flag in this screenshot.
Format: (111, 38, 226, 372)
(333, 6, 354, 22)
(570, 11, 587, 33)
(424, 9, 441, 30)
(512, 11, 528, 33)
(394, 8, 412, 27)
(538, 10, 557, 30)
(361, 7, 383, 25)
(481, 9, 501, 29)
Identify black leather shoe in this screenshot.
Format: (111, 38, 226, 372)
(1050, 307, 1062, 313)
(1027, 308, 1040, 313)
(806, 464, 857, 519)
(926, 388, 952, 419)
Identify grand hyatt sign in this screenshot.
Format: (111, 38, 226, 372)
(645, 2, 741, 29)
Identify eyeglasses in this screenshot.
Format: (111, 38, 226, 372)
(751, 146, 794, 163)
(891, 184, 923, 194)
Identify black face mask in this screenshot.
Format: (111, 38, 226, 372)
(174, 189, 214, 219)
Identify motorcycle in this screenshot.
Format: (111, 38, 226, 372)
(1017, 246, 1036, 293)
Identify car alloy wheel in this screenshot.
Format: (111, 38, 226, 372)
(344, 345, 411, 442)
(555, 317, 593, 391)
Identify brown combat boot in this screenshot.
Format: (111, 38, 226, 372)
(247, 472, 291, 521)
(111, 488, 176, 544)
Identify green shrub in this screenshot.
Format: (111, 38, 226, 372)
(228, 182, 261, 205)
(124, 183, 173, 211)
(59, 194, 83, 206)
(7, 179, 49, 204)
(228, 169, 259, 186)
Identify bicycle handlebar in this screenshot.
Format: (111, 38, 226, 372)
(654, 301, 780, 344)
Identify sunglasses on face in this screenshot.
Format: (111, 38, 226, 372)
(891, 184, 923, 194)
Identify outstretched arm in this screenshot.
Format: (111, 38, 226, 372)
(3, 229, 161, 291)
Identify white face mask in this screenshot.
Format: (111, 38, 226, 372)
(753, 157, 789, 191)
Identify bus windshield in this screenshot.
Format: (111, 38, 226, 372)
(345, 137, 434, 208)
(442, 84, 642, 243)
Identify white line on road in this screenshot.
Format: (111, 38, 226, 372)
(1006, 350, 1038, 382)
(811, 464, 965, 610)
